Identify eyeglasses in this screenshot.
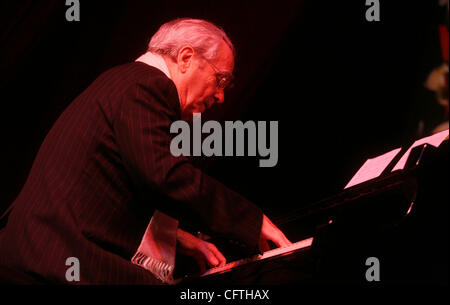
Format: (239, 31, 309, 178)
(198, 55, 234, 89)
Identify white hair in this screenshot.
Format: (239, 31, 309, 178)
(148, 18, 235, 61)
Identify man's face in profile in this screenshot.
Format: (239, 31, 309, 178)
(180, 41, 234, 120)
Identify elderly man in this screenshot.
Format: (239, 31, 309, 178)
(0, 18, 290, 284)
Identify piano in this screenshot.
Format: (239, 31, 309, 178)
(179, 138, 448, 285)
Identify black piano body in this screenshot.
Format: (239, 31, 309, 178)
(180, 140, 448, 285)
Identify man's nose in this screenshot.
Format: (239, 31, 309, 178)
(214, 89, 224, 104)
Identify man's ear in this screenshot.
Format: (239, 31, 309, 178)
(177, 46, 195, 73)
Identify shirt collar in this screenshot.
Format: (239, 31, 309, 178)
(135, 52, 172, 80)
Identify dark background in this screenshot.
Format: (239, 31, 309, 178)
(1, 0, 447, 221)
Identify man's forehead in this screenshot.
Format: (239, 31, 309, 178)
(215, 41, 235, 71)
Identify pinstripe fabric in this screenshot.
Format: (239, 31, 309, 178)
(0, 62, 262, 284)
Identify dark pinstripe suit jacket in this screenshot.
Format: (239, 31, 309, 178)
(0, 62, 263, 284)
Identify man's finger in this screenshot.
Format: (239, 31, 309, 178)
(207, 243, 226, 267)
(198, 244, 220, 267)
(275, 232, 292, 248)
(268, 229, 292, 248)
(261, 214, 292, 248)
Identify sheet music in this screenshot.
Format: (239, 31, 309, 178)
(344, 148, 402, 189)
(392, 129, 449, 171)
(345, 129, 449, 189)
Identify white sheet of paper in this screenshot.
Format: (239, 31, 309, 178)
(345, 148, 402, 189)
(391, 129, 449, 171)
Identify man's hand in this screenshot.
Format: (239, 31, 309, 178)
(259, 214, 292, 252)
(176, 228, 226, 273)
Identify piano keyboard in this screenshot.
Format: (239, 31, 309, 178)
(200, 237, 314, 277)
